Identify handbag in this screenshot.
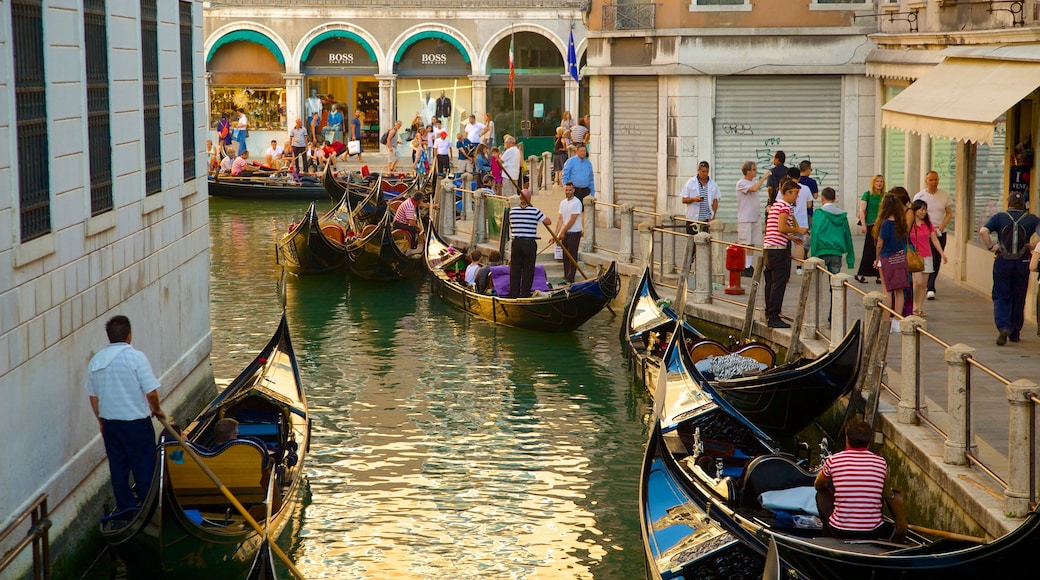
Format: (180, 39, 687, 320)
(906, 240, 924, 273)
(347, 140, 362, 155)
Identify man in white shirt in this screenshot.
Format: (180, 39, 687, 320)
(785, 166, 813, 274)
(913, 170, 953, 300)
(500, 135, 522, 197)
(465, 114, 485, 146)
(555, 182, 584, 284)
(735, 161, 770, 276)
(680, 161, 721, 262)
(264, 140, 284, 168)
(433, 130, 452, 176)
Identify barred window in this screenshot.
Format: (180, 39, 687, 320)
(12, 0, 51, 242)
(141, 0, 161, 195)
(85, 0, 113, 216)
(180, 2, 196, 181)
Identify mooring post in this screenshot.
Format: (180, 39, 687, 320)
(943, 343, 977, 465)
(1004, 379, 1037, 516)
(619, 204, 634, 264)
(472, 188, 487, 245)
(897, 316, 926, 425)
(693, 231, 712, 304)
(582, 197, 597, 253)
(542, 151, 552, 189)
(829, 273, 851, 343)
(439, 178, 455, 236)
(528, 155, 539, 197)
(462, 172, 474, 220)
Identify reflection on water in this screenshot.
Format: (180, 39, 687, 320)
(210, 199, 652, 578)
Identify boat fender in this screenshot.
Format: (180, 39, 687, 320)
(288, 222, 299, 233)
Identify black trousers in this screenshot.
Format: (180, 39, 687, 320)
(764, 245, 791, 322)
(561, 231, 582, 283)
(510, 237, 538, 298)
(574, 187, 591, 211)
(292, 146, 306, 173)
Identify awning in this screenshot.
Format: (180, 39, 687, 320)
(881, 57, 1040, 144)
(865, 48, 945, 81)
(207, 30, 284, 65)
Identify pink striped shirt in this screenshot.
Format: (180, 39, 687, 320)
(764, 199, 792, 247)
(822, 448, 887, 531)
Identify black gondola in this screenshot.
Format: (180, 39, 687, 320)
(345, 211, 425, 281)
(100, 313, 309, 578)
(321, 161, 427, 207)
(641, 325, 1040, 579)
(623, 265, 861, 440)
(246, 538, 279, 580)
(424, 224, 620, 332)
(207, 173, 328, 201)
(274, 202, 347, 275)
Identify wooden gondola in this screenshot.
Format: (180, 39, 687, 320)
(623, 265, 861, 440)
(100, 313, 309, 578)
(321, 161, 428, 208)
(345, 210, 425, 281)
(641, 326, 1040, 580)
(424, 224, 621, 332)
(246, 538, 279, 580)
(207, 172, 328, 202)
(274, 202, 346, 275)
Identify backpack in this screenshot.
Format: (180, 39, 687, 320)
(997, 211, 1031, 260)
(380, 131, 389, 145)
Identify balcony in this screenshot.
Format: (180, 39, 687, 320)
(602, 3, 657, 30)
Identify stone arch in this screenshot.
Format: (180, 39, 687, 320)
(386, 23, 477, 76)
(479, 25, 567, 74)
(292, 23, 385, 75)
(205, 22, 290, 68)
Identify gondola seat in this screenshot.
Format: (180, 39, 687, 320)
(360, 224, 379, 239)
(321, 223, 346, 244)
(165, 439, 269, 508)
(489, 265, 550, 297)
(736, 455, 815, 509)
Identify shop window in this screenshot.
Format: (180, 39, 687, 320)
(882, 85, 906, 190)
(691, 0, 751, 11)
(930, 137, 957, 234)
(180, 1, 195, 181)
(85, 0, 112, 216)
(141, 0, 161, 196)
(208, 88, 285, 131)
(12, 0, 51, 242)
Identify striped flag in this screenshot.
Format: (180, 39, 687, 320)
(567, 30, 579, 82)
(508, 34, 515, 94)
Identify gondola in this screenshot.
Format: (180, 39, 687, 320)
(623, 265, 861, 440)
(100, 313, 309, 578)
(345, 210, 425, 281)
(246, 538, 279, 580)
(321, 161, 427, 208)
(641, 326, 1040, 579)
(207, 172, 328, 201)
(274, 202, 347, 275)
(424, 224, 621, 332)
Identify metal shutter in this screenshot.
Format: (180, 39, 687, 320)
(713, 76, 842, 225)
(612, 77, 659, 212)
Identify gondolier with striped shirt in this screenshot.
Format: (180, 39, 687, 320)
(393, 191, 424, 250)
(508, 188, 552, 298)
(815, 418, 888, 539)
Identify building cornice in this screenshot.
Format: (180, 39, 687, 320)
(871, 26, 1040, 49)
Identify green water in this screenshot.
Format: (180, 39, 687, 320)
(154, 198, 650, 578)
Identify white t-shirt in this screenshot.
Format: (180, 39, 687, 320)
(265, 146, 283, 160)
(793, 184, 812, 230)
(466, 122, 485, 143)
(434, 137, 452, 156)
(735, 177, 761, 223)
(680, 177, 721, 221)
(913, 188, 952, 230)
(501, 146, 521, 178)
(559, 196, 583, 233)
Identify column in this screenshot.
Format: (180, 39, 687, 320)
(469, 75, 489, 118)
(205, 72, 213, 135)
(563, 75, 579, 119)
(1004, 379, 1037, 517)
(283, 73, 303, 133)
(943, 343, 976, 465)
(377, 74, 397, 151)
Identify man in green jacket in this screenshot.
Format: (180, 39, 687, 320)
(810, 187, 855, 274)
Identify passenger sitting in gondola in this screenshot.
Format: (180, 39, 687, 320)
(212, 418, 284, 519)
(231, 151, 254, 177)
(464, 249, 483, 286)
(393, 191, 424, 251)
(475, 250, 501, 294)
(815, 418, 888, 540)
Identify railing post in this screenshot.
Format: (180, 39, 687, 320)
(542, 151, 552, 189)
(462, 172, 474, 220)
(708, 219, 726, 287)
(829, 273, 851, 343)
(693, 231, 712, 304)
(439, 178, 455, 236)
(1004, 379, 1037, 516)
(619, 203, 634, 264)
(897, 315, 926, 424)
(472, 189, 487, 245)
(528, 155, 539, 197)
(943, 343, 977, 465)
(798, 257, 824, 342)
(666, 216, 679, 274)
(582, 197, 597, 253)
(638, 221, 654, 267)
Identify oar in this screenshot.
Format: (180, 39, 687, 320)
(907, 523, 989, 544)
(541, 222, 616, 316)
(156, 416, 305, 579)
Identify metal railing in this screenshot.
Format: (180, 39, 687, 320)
(0, 494, 51, 580)
(602, 3, 657, 30)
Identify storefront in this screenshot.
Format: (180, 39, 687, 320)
(301, 31, 380, 148)
(206, 30, 287, 154)
(393, 34, 473, 141)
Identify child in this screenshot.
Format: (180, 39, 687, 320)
(464, 249, 483, 286)
(490, 147, 503, 196)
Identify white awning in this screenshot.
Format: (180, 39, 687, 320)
(881, 57, 1040, 144)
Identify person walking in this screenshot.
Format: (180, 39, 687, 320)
(555, 182, 583, 284)
(856, 175, 885, 284)
(508, 188, 551, 298)
(763, 180, 808, 328)
(350, 109, 364, 163)
(735, 161, 769, 276)
(982, 192, 1040, 345)
(809, 187, 855, 275)
(875, 194, 911, 333)
(289, 118, 308, 173)
(914, 171, 953, 300)
(385, 121, 401, 173)
(85, 315, 166, 512)
(908, 200, 948, 318)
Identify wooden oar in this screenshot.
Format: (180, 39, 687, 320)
(156, 416, 305, 579)
(907, 523, 989, 544)
(541, 222, 616, 316)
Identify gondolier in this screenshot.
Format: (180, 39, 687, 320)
(393, 191, 424, 250)
(508, 188, 551, 298)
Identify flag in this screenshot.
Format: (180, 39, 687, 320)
(508, 35, 515, 94)
(567, 30, 579, 82)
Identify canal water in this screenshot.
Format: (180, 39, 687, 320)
(86, 197, 652, 579)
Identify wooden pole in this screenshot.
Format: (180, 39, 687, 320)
(156, 416, 305, 580)
(541, 221, 616, 316)
(740, 254, 765, 341)
(907, 524, 989, 544)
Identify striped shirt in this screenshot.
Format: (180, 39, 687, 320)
(509, 205, 546, 238)
(394, 199, 418, 224)
(822, 448, 888, 532)
(84, 344, 161, 421)
(765, 199, 792, 247)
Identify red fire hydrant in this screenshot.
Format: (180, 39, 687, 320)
(725, 245, 746, 295)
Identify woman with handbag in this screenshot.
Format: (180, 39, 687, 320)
(909, 200, 948, 318)
(874, 194, 912, 333)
